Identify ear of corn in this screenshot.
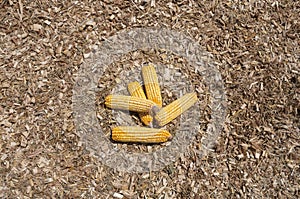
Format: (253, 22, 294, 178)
(154, 92, 198, 126)
(112, 126, 172, 143)
(142, 64, 162, 107)
(105, 95, 156, 112)
(128, 81, 153, 126)
(128, 81, 147, 99)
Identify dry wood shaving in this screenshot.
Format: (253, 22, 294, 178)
(0, 0, 299, 198)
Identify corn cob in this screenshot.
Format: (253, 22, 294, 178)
(128, 81, 153, 126)
(112, 126, 172, 143)
(155, 92, 198, 126)
(142, 64, 162, 107)
(105, 95, 156, 112)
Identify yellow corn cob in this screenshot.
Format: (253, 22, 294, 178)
(142, 64, 162, 107)
(128, 81, 147, 99)
(128, 81, 153, 126)
(112, 126, 172, 143)
(155, 92, 198, 126)
(105, 95, 156, 112)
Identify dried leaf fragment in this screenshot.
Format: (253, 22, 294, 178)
(31, 24, 43, 31)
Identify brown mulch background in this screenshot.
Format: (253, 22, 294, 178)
(0, 0, 299, 198)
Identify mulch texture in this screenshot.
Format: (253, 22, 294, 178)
(0, 0, 299, 198)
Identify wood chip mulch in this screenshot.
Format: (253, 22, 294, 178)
(0, 0, 299, 198)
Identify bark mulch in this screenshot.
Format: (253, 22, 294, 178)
(0, 0, 299, 198)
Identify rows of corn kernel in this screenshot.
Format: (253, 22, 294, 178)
(104, 64, 198, 144)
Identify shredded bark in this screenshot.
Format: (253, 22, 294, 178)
(0, 0, 299, 198)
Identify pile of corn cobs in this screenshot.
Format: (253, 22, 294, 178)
(105, 64, 197, 144)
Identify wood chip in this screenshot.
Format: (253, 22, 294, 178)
(0, 0, 298, 198)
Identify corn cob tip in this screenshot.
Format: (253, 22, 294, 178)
(165, 131, 173, 141)
(150, 105, 161, 116)
(141, 114, 153, 126)
(104, 95, 112, 105)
